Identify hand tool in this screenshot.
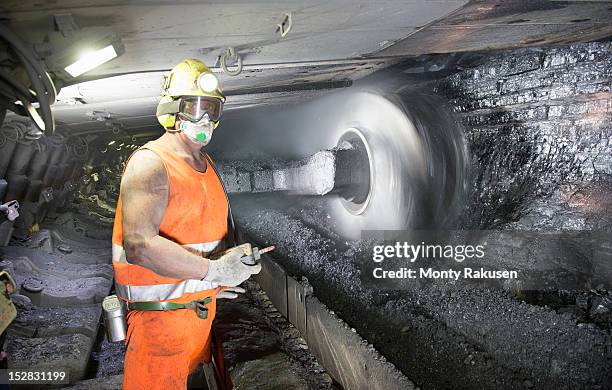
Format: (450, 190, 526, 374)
(240, 245, 275, 266)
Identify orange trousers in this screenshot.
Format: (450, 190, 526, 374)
(122, 297, 218, 390)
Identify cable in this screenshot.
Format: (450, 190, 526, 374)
(0, 23, 56, 135)
(0, 25, 56, 102)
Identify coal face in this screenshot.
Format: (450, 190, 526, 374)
(221, 41, 612, 390)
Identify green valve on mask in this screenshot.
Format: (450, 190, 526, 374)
(196, 132, 207, 142)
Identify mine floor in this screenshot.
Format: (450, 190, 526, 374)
(2, 197, 336, 389)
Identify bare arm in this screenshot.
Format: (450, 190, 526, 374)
(121, 149, 210, 279)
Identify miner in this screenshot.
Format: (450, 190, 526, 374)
(111, 59, 260, 389)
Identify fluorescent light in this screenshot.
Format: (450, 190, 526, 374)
(65, 45, 118, 77)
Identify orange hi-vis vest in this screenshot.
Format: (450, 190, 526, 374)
(112, 139, 228, 304)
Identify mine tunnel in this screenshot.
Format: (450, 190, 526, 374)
(0, 1, 611, 389)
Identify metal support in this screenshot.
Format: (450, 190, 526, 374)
(219, 47, 243, 76)
(254, 253, 415, 389)
(218, 131, 371, 209)
(286, 276, 307, 336)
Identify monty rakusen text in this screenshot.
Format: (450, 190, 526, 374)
(371, 242, 519, 280)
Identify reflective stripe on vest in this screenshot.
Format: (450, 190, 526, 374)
(115, 278, 218, 302)
(112, 241, 222, 302)
(112, 243, 127, 263)
(111, 140, 229, 304)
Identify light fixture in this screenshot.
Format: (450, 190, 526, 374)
(39, 15, 125, 83)
(197, 73, 219, 92)
(108, 140, 115, 146)
(64, 45, 118, 77)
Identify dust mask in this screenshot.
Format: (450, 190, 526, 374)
(178, 114, 214, 145)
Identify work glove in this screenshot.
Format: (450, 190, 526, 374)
(217, 286, 246, 299)
(203, 245, 262, 287)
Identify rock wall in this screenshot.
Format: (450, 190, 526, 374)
(429, 41, 612, 230)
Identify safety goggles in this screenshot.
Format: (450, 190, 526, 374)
(156, 96, 223, 123)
